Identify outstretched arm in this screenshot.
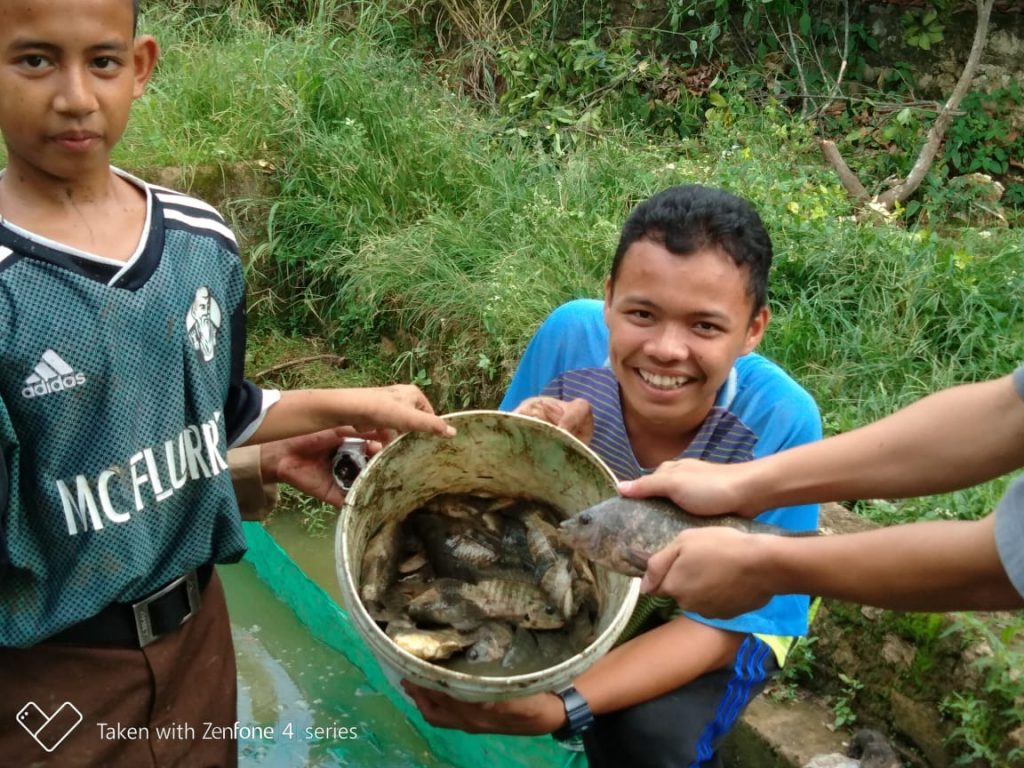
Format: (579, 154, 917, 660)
(243, 385, 454, 445)
(621, 372, 1024, 516)
(629, 371, 1024, 616)
(641, 514, 1023, 615)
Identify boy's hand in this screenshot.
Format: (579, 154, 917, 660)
(514, 397, 593, 444)
(349, 385, 455, 438)
(260, 427, 387, 508)
(248, 385, 454, 444)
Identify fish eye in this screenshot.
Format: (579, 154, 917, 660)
(580, 512, 592, 525)
(544, 606, 556, 615)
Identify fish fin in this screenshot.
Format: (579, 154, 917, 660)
(624, 547, 650, 575)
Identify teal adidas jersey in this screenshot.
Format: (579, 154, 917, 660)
(0, 171, 266, 647)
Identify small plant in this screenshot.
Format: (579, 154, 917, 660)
(276, 486, 336, 537)
(770, 635, 818, 701)
(833, 673, 864, 729)
(392, 344, 433, 389)
(496, 32, 705, 150)
(901, 6, 945, 50)
(943, 83, 1024, 214)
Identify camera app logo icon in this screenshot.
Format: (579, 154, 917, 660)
(16, 701, 83, 752)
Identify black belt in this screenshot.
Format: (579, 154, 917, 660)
(47, 563, 213, 649)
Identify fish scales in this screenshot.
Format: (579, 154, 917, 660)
(559, 495, 818, 578)
(364, 492, 601, 671)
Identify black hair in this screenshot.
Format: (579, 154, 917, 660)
(133, 0, 139, 33)
(610, 184, 772, 314)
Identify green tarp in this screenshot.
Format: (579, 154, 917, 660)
(243, 522, 583, 768)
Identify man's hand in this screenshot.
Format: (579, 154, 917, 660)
(401, 681, 565, 735)
(617, 458, 755, 517)
(260, 427, 387, 508)
(514, 397, 594, 445)
(640, 527, 774, 618)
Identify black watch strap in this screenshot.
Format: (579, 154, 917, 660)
(552, 686, 594, 741)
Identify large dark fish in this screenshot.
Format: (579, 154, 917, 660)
(406, 577, 566, 630)
(559, 496, 817, 577)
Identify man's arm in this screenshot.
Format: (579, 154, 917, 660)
(229, 427, 389, 518)
(622, 372, 1024, 516)
(227, 445, 278, 521)
(404, 617, 743, 735)
(630, 371, 1024, 615)
(642, 514, 1023, 615)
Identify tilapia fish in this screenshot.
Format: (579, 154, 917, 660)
(387, 624, 473, 661)
(407, 577, 565, 630)
(361, 492, 600, 671)
(559, 496, 817, 577)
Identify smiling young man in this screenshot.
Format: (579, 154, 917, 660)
(405, 185, 820, 767)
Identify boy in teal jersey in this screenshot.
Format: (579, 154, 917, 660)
(405, 186, 820, 767)
(0, 1, 451, 765)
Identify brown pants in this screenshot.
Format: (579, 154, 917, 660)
(0, 571, 237, 768)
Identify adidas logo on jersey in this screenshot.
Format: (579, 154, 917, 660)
(22, 350, 87, 399)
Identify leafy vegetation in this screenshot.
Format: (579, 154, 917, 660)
(940, 615, 1024, 765)
(832, 672, 865, 729)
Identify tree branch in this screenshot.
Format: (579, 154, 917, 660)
(876, 0, 995, 208)
(254, 354, 348, 380)
(820, 139, 870, 200)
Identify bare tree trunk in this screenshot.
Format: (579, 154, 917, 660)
(821, 0, 995, 212)
(820, 139, 869, 201)
(876, 0, 995, 208)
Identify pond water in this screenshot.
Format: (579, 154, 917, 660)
(221, 511, 452, 768)
(260, 510, 342, 603)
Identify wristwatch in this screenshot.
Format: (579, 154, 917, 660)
(552, 686, 594, 741)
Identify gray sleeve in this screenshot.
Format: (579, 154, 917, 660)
(1013, 366, 1024, 401)
(995, 476, 1024, 600)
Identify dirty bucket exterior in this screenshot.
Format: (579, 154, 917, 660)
(336, 410, 640, 702)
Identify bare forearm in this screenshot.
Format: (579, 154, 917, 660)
(741, 375, 1024, 512)
(244, 386, 452, 444)
(248, 390, 374, 442)
(761, 515, 1022, 611)
(575, 619, 742, 714)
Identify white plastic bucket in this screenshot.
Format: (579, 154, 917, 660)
(336, 410, 640, 702)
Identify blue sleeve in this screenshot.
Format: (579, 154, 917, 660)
(996, 476, 1024, 600)
(683, 353, 822, 637)
(499, 299, 609, 411)
(736, 354, 822, 532)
